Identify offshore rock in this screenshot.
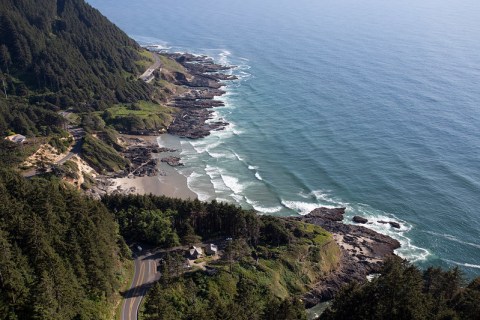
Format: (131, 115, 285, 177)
(353, 216, 368, 224)
(378, 220, 401, 229)
(161, 156, 184, 167)
(307, 207, 345, 221)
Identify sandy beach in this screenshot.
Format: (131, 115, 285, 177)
(107, 134, 197, 200)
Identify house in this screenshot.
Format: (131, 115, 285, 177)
(205, 243, 218, 256)
(5, 134, 26, 144)
(188, 246, 203, 260)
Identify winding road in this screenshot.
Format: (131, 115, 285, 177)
(139, 52, 161, 83)
(121, 250, 160, 320)
(23, 52, 159, 179)
(22, 116, 85, 178)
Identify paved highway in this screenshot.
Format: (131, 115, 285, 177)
(121, 250, 160, 320)
(139, 52, 161, 83)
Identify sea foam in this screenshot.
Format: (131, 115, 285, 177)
(221, 174, 248, 194)
(281, 200, 336, 216)
(246, 197, 283, 214)
(444, 259, 480, 270)
(424, 231, 480, 250)
(186, 171, 212, 202)
(205, 165, 230, 193)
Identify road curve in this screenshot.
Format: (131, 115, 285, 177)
(139, 52, 161, 83)
(121, 250, 160, 320)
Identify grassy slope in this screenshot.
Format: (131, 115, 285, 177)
(238, 222, 340, 298)
(135, 50, 155, 72)
(141, 220, 341, 319)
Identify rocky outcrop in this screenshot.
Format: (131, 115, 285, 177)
(378, 220, 401, 229)
(152, 147, 177, 153)
(353, 216, 368, 224)
(290, 207, 400, 307)
(159, 52, 237, 139)
(121, 145, 159, 177)
(161, 156, 184, 167)
(308, 207, 345, 221)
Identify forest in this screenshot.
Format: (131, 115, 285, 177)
(1, 0, 479, 319)
(1, 170, 479, 319)
(103, 194, 340, 320)
(102, 195, 480, 320)
(0, 169, 130, 319)
(322, 258, 480, 320)
(0, 0, 156, 146)
(0, 170, 340, 319)
(0, 0, 151, 110)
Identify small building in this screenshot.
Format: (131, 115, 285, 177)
(188, 246, 203, 260)
(205, 243, 218, 256)
(5, 134, 26, 144)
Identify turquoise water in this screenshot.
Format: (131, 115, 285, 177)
(88, 0, 480, 277)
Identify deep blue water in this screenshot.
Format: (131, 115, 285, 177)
(88, 0, 480, 277)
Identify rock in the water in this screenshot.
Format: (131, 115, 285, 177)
(161, 156, 184, 167)
(353, 216, 368, 224)
(389, 221, 401, 229)
(162, 52, 237, 139)
(378, 220, 401, 229)
(152, 147, 177, 153)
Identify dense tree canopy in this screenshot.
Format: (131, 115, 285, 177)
(103, 194, 339, 320)
(0, 0, 152, 110)
(0, 0, 157, 141)
(321, 257, 480, 320)
(0, 169, 128, 319)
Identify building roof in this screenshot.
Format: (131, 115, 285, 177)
(206, 244, 218, 251)
(189, 246, 203, 256)
(5, 134, 26, 143)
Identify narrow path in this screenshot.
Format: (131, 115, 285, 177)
(22, 116, 85, 178)
(139, 52, 161, 83)
(121, 249, 160, 320)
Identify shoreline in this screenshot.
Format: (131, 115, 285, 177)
(94, 50, 238, 200)
(94, 49, 406, 290)
(104, 134, 197, 200)
(291, 207, 401, 306)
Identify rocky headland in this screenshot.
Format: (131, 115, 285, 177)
(161, 52, 237, 139)
(289, 207, 401, 307)
(83, 50, 237, 198)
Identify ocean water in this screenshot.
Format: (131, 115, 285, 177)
(88, 0, 480, 278)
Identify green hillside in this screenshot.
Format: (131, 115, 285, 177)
(0, 170, 130, 319)
(0, 0, 152, 110)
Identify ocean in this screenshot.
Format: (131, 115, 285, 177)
(88, 0, 480, 278)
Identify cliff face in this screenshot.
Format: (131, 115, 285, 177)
(0, 0, 151, 110)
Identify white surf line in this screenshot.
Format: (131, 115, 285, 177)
(444, 259, 480, 269)
(423, 230, 480, 249)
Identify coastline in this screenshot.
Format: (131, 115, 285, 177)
(94, 50, 238, 200)
(291, 207, 401, 306)
(90, 49, 407, 308)
(108, 173, 196, 199)
(105, 134, 197, 200)
(97, 48, 404, 270)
